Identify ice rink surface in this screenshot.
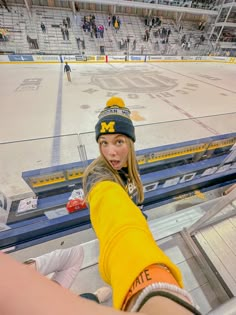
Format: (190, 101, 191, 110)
(1, 62, 236, 142)
(1, 61, 236, 197)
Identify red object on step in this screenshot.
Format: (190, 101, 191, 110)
(66, 198, 87, 213)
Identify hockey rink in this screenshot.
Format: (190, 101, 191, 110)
(0, 61, 236, 143)
(1, 61, 236, 314)
(1, 61, 236, 198)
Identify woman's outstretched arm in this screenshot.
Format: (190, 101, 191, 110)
(0, 251, 131, 315)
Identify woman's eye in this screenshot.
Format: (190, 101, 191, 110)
(100, 141, 107, 146)
(116, 139, 124, 145)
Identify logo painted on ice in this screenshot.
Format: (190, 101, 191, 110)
(91, 71, 177, 93)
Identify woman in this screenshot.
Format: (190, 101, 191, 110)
(82, 97, 201, 313)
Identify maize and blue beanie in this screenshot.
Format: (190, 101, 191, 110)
(95, 97, 135, 142)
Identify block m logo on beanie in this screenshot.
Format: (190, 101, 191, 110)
(100, 121, 115, 133)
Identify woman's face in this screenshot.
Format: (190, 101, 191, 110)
(98, 134, 129, 170)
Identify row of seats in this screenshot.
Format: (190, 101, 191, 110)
(0, 5, 211, 56)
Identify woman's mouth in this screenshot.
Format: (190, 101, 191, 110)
(110, 160, 120, 169)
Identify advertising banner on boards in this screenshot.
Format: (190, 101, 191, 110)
(96, 55, 106, 61)
(0, 55, 10, 62)
(62, 55, 87, 62)
(108, 56, 126, 61)
(8, 55, 34, 62)
(75, 55, 87, 61)
(130, 55, 145, 61)
(33, 55, 60, 62)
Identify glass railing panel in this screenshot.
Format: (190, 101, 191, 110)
(79, 112, 236, 160)
(0, 134, 80, 226)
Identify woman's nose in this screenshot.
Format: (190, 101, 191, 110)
(107, 145, 116, 156)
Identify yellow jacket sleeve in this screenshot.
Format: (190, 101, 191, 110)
(88, 181, 183, 309)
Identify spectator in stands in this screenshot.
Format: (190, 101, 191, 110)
(60, 25, 65, 40)
(107, 15, 111, 27)
(91, 17, 96, 28)
(81, 39, 85, 49)
(120, 38, 124, 49)
(117, 16, 121, 29)
(144, 16, 148, 26)
(91, 23, 97, 38)
(149, 19, 152, 31)
(112, 15, 116, 27)
(76, 37, 81, 49)
(64, 62, 72, 82)
(0, 28, 8, 41)
(132, 39, 136, 51)
(155, 16, 159, 26)
(96, 25, 100, 38)
(87, 14, 92, 23)
(41, 22, 46, 33)
(66, 16, 71, 28)
(96, 24, 104, 39)
(144, 29, 150, 42)
(100, 25, 104, 38)
(161, 27, 167, 39)
(65, 26, 69, 40)
(181, 34, 186, 45)
(63, 18, 68, 28)
(200, 34, 205, 43)
(114, 19, 119, 33)
(90, 27, 94, 38)
(152, 17, 155, 27)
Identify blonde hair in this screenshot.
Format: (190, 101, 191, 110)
(82, 137, 144, 204)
